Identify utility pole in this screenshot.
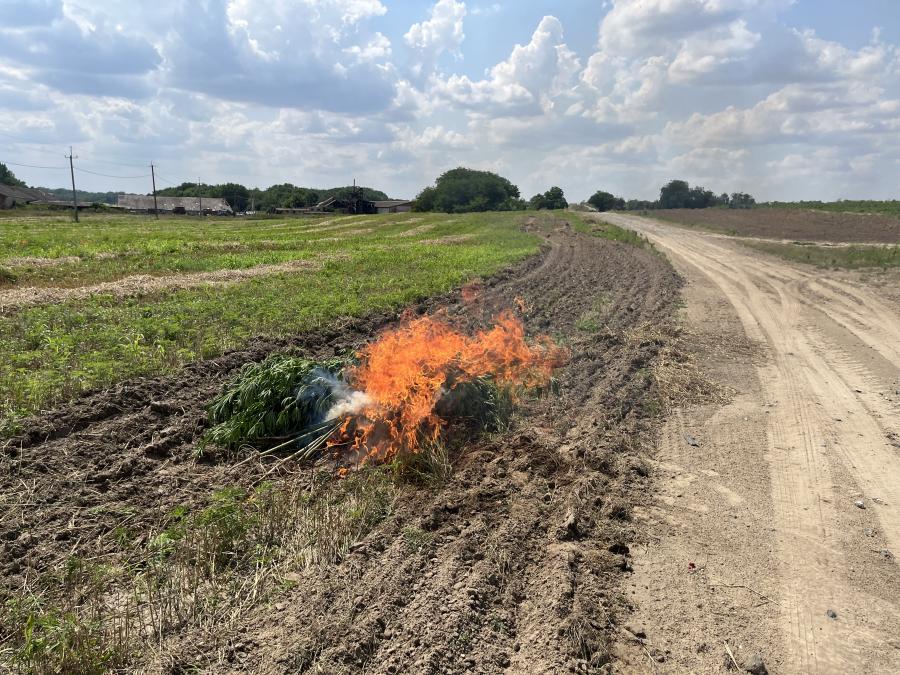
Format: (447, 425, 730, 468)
(197, 178, 202, 216)
(66, 146, 79, 223)
(150, 162, 159, 220)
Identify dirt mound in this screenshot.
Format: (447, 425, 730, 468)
(0, 224, 681, 673)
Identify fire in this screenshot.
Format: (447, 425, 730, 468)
(329, 310, 566, 465)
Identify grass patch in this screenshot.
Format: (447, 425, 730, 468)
(0, 211, 541, 431)
(576, 292, 611, 333)
(744, 241, 900, 269)
(568, 212, 655, 249)
(763, 200, 900, 218)
(0, 468, 397, 672)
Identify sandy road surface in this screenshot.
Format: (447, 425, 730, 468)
(600, 213, 900, 674)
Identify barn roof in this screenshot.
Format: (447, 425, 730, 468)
(372, 200, 412, 208)
(0, 184, 52, 202)
(117, 194, 232, 212)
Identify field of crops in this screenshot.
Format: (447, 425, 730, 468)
(0, 212, 541, 433)
(649, 207, 900, 243)
(764, 200, 900, 218)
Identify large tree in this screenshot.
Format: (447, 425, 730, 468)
(530, 186, 568, 210)
(659, 180, 721, 209)
(588, 190, 625, 212)
(0, 162, 25, 187)
(659, 180, 691, 208)
(415, 167, 524, 213)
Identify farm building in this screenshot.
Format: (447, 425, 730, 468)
(0, 184, 51, 209)
(117, 194, 233, 216)
(372, 200, 412, 214)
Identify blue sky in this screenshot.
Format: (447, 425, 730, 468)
(1, 0, 898, 201)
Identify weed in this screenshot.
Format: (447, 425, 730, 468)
(204, 356, 348, 451)
(401, 526, 434, 553)
(576, 314, 602, 332)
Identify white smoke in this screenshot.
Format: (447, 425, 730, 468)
(326, 390, 372, 420)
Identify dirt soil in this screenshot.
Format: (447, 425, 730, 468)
(602, 213, 900, 674)
(0, 221, 681, 673)
(649, 208, 900, 244)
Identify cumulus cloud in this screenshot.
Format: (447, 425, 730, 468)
(0, 0, 160, 97)
(1, 0, 898, 201)
(433, 16, 582, 116)
(161, 0, 397, 114)
(405, 0, 467, 58)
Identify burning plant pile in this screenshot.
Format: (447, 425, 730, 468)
(205, 310, 567, 468)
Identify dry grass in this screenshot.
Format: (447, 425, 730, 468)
(0, 258, 325, 313)
(626, 321, 729, 413)
(0, 468, 397, 672)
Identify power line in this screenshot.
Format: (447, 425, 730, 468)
(2, 160, 68, 170)
(78, 156, 151, 170)
(154, 173, 190, 187)
(75, 167, 151, 179)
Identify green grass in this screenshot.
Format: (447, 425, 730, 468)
(763, 200, 900, 218)
(743, 241, 900, 269)
(0, 211, 542, 431)
(568, 212, 654, 248)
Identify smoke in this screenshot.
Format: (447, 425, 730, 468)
(296, 367, 373, 423)
(326, 390, 372, 420)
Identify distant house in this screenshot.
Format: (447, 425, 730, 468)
(0, 184, 52, 209)
(117, 194, 233, 215)
(372, 200, 412, 214)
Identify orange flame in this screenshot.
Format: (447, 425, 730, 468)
(331, 310, 567, 465)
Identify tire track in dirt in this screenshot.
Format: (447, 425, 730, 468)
(603, 213, 900, 674)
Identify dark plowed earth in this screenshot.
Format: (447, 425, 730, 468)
(649, 207, 900, 244)
(0, 222, 681, 673)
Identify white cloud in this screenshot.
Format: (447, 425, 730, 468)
(432, 16, 582, 117)
(1, 0, 899, 201)
(405, 0, 467, 58)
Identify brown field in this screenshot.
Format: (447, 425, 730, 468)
(649, 208, 900, 244)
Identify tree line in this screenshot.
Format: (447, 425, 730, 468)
(588, 180, 756, 212)
(155, 183, 389, 212)
(3, 160, 758, 215)
(411, 168, 573, 213)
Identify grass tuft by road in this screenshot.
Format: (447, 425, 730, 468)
(743, 241, 900, 270)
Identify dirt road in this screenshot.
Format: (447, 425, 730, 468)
(601, 213, 900, 674)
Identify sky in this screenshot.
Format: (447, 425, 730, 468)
(0, 0, 898, 202)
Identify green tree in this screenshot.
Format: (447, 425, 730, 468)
(0, 162, 25, 187)
(729, 192, 756, 209)
(588, 190, 625, 212)
(218, 183, 250, 212)
(416, 167, 523, 213)
(413, 186, 437, 212)
(530, 186, 568, 210)
(659, 179, 691, 208)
